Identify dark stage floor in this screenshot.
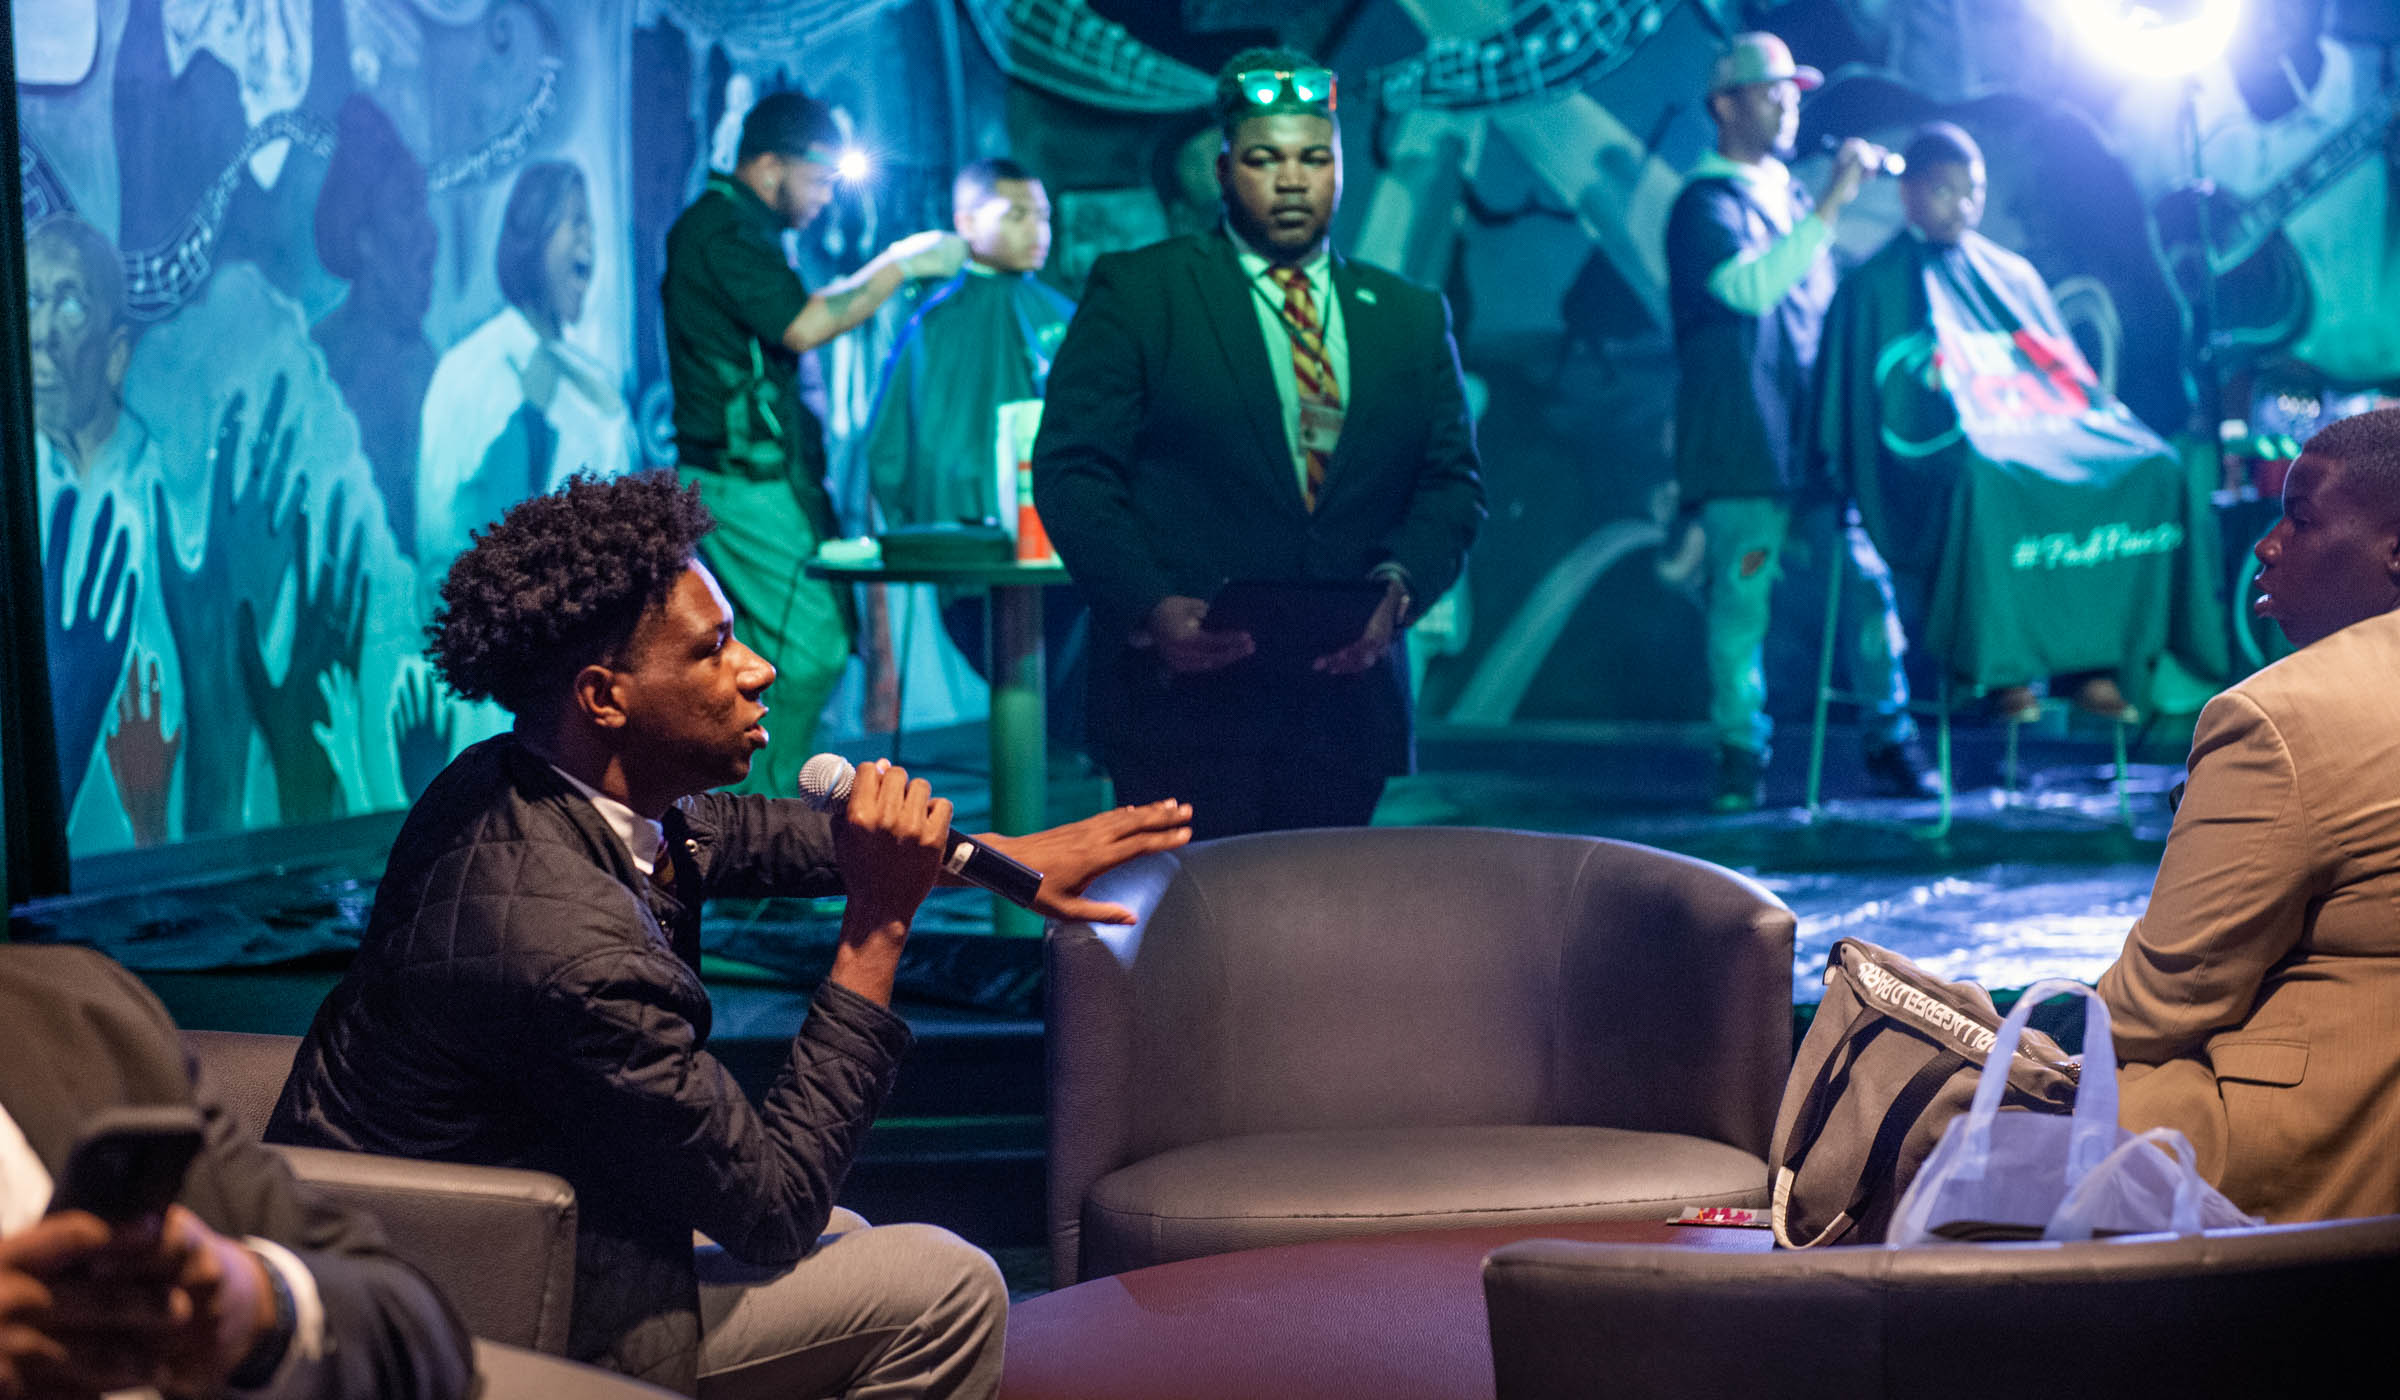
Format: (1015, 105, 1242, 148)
(7, 710, 2188, 1287)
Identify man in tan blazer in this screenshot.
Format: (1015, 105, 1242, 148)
(2101, 406, 2400, 1222)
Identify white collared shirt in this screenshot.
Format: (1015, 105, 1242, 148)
(550, 763, 667, 878)
(1227, 222, 1350, 497)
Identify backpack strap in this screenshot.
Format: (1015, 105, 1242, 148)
(1774, 1027, 1967, 1248)
(1777, 1001, 1881, 1175)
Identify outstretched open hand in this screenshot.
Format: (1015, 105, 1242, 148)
(155, 377, 307, 834)
(107, 656, 182, 846)
(979, 799, 1195, 925)
(237, 485, 369, 824)
(391, 666, 458, 800)
(44, 488, 139, 807)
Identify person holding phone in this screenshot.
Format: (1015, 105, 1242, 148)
(0, 944, 472, 1399)
(1032, 47, 1485, 840)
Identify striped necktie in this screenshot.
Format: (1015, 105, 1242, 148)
(1269, 264, 1338, 510)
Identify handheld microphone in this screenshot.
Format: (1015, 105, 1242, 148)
(796, 753, 1047, 912)
(1819, 133, 1904, 178)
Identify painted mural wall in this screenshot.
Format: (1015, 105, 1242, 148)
(18, 0, 2400, 870)
(15, 0, 1002, 863)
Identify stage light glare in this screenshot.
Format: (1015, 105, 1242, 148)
(2057, 0, 2243, 77)
(836, 149, 871, 182)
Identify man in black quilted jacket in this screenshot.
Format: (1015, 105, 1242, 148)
(266, 471, 1191, 1395)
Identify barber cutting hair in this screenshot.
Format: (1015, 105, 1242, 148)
(1664, 31, 1934, 811)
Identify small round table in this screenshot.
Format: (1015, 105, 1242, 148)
(805, 557, 1073, 938)
(999, 1221, 1770, 1400)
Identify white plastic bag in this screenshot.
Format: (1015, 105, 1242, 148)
(1888, 979, 2261, 1243)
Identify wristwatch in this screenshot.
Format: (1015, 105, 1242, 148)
(226, 1249, 297, 1391)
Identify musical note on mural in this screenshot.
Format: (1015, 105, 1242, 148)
(959, 0, 1215, 114)
(1375, 0, 1678, 112)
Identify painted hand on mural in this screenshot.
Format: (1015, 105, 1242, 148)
(44, 488, 139, 810)
(106, 657, 182, 847)
(390, 667, 457, 801)
(313, 665, 375, 819)
(236, 486, 370, 825)
(154, 378, 308, 835)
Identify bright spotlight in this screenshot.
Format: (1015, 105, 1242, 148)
(2056, 0, 2243, 77)
(835, 149, 871, 183)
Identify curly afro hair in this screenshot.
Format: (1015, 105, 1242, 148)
(428, 471, 715, 716)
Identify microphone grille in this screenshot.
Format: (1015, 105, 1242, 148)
(795, 752, 855, 810)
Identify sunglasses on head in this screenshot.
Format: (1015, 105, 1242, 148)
(1233, 67, 1337, 111)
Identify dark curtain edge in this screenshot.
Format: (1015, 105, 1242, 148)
(2, 18, 75, 910)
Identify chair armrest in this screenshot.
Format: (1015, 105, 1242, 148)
(1482, 1238, 1877, 1399)
(271, 1145, 577, 1355)
(472, 1339, 681, 1398)
(1045, 849, 1183, 1288)
(1559, 841, 1796, 1158)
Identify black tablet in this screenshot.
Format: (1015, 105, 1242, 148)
(1201, 578, 1389, 664)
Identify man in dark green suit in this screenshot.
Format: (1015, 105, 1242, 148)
(1033, 48, 1485, 840)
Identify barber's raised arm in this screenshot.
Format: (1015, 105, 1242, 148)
(783, 232, 967, 354)
(1693, 183, 1833, 316)
(2099, 691, 2320, 1063)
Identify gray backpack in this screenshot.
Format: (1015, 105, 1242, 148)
(1771, 938, 2081, 1247)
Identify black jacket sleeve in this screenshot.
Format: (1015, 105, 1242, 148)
(676, 790, 844, 899)
(1373, 283, 1484, 607)
(519, 910, 912, 1267)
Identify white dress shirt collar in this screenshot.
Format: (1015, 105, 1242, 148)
(1226, 219, 1333, 292)
(550, 763, 666, 877)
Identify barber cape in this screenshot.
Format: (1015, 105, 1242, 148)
(865, 267, 1075, 529)
(1811, 230, 2223, 689)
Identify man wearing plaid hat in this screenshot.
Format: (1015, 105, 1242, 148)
(1667, 32, 1933, 811)
(1034, 48, 1485, 840)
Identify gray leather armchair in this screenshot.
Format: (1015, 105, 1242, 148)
(1483, 1217, 2400, 1399)
(181, 1029, 578, 1357)
(1046, 826, 1796, 1285)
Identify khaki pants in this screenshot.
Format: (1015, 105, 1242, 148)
(695, 1209, 1006, 1400)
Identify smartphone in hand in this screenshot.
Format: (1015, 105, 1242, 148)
(45, 1104, 204, 1224)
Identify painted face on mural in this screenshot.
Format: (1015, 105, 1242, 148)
(1902, 158, 1986, 245)
(1714, 79, 1799, 162)
(544, 180, 597, 329)
(2252, 454, 2400, 647)
(959, 178, 1052, 273)
(24, 232, 128, 458)
(1218, 113, 1341, 263)
(611, 562, 779, 797)
(363, 165, 439, 324)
